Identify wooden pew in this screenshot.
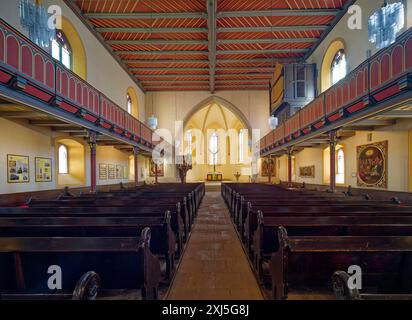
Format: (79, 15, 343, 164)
(253, 214, 412, 281)
(0, 228, 161, 300)
(28, 197, 191, 241)
(0, 206, 185, 258)
(269, 227, 412, 300)
(1, 271, 100, 300)
(244, 204, 412, 251)
(0, 214, 176, 281)
(331, 271, 412, 300)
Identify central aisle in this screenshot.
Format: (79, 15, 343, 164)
(166, 191, 264, 300)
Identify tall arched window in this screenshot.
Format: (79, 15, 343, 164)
(239, 130, 245, 164)
(186, 130, 193, 157)
(331, 49, 347, 85)
(58, 145, 69, 174)
(127, 94, 132, 114)
(51, 30, 72, 70)
(209, 132, 218, 165)
(336, 148, 345, 184)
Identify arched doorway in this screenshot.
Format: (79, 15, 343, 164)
(183, 97, 253, 183)
(55, 137, 86, 187)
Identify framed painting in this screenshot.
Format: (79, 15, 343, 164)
(99, 164, 107, 180)
(35, 157, 52, 182)
(150, 159, 164, 177)
(261, 157, 275, 177)
(7, 154, 30, 183)
(108, 164, 115, 180)
(299, 165, 315, 178)
(357, 141, 388, 189)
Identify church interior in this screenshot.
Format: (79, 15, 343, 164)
(0, 0, 412, 302)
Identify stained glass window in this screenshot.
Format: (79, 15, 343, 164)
(209, 132, 218, 165)
(127, 94, 132, 114)
(58, 145, 68, 174)
(239, 130, 245, 164)
(368, 2, 404, 50)
(51, 30, 72, 70)
(331, 49, 347, 85)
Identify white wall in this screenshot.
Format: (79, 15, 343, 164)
(307, 0, 412, 92)
(0, 0, 146, 120)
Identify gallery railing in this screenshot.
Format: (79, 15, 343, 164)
(0, 18, 160, 149)
(261, 27, 412, 154)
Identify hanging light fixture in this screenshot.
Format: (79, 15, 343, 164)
(146, 6, 158, 130)
(268, 115, 278, 130)
(19, 0, 54, 48)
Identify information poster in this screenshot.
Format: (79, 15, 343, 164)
(99, 164, 107, 180)
(7, 154, 29, 183)
(108, 164, 115, 180)
(35, 157, 52, 182)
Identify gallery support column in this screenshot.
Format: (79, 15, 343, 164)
(88, 131, 97, 193)
(133, 147, 139, 187)
(329, 130, 337, 193)
(287, 147, 293, 188)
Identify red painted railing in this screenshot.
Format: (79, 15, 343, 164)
(0, 19, 156, 148)
(261, 27, 412, 154)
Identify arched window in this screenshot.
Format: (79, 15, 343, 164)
(186, 130, 192, 157)
(336, 148, 345, 184)
(239, 130, 245, 164)
(58, 145, 69, 174)
(331, 49, 347, 85)
(52, 30, 72, 70)
(209, 132, 218, 165)
(127, 94, 132, 114)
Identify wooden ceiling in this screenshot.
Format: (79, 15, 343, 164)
(69, 0, 354, 92)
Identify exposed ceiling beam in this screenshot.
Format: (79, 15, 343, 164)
(216, 66, 274, 70)
(217, 49, 308, 55)
(218, 25, 328, 33)
(218, 58, 302, 63)
(141, 80, 209, 83)
(217, 37, 318, 44)
(218, 9, 340, 18)
(95, 27, 208, 33)
(30, 120, 70, 126)
(107, 39, 208, 45)
(379, 109, 412, 117)
(137, 72, 272, 78)
(207, 0, 217, 93)
(351, 119, 396, 127)
(216, 72, 273, 77)
(0, 111, 44, 118)
(214, 84, 269, 88)
(116, 50, 208, 55)
(85, 12, 207, 19)
(52, 127, 86, 133)
(123, 57, 299, 64)
(131, 67, 208, 72)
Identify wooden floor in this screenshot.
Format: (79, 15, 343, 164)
(166, 191, 264, 300)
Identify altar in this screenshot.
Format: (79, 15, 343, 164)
(206, 173, 223, 181)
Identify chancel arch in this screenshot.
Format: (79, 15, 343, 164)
(183, 97, 252, 183)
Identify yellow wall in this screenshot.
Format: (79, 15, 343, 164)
(56, 138, 86, 187)
(321, 39, 346, 93)
(0, 118, 56, 194)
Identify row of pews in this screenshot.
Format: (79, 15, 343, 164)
(0, 182, 205, 300)
(222, 183, 412, 300)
